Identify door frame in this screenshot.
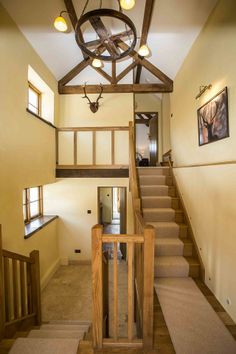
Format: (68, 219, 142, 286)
(134, 111, 159, 165)
(97, 186, 127, 233)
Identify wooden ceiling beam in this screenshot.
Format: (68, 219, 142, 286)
(135, 0, 155, 84)
(112, 61, 116, 84)
(90, 65, 113, 83)
(59, 83, 172, 94)
(117, 40, 173, 88)
(116, 60, 138, 83)
(64, 0, 89, 60)
(135, 118, 150, 125)
(59, 58, 92, 86)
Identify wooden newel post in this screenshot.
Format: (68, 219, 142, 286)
(30, 250, 41, 326)
(0, 225, 6, 341)
(92, 224, 103, 349)
(143, 225, 155, 350)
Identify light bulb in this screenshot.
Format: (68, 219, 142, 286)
(54, 16, 68, 32)
(92, 58, 103, 68)
(138, 44, 150, 57)
(120, 0, 135, 10)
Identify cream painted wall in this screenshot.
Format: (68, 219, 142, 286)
(59, 93, 133, 127)
(170, 0, 236, 321)
(99, 187, 112, 224)
(0, 4, 59, 282)
(44, 179, 133, 262)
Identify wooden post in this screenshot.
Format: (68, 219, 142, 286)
(0, 225, 5, 340)
(92, 225, 103, 349)
(30, 250, 41, 325)
(143, 225, 155, 350)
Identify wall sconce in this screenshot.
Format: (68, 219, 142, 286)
(195, 84, 212, 100)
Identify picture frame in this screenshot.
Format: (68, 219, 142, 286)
(197, 87, 229, 146)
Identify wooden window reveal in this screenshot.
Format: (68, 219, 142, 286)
(23, 186, 43, 223)
(28, 82, 41, 116)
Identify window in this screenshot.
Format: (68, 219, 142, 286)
(28, 82, 41, 116)
(23, 186, 43, 224)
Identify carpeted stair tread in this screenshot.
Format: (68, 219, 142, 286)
(9, 338, 80, 354)
(143, 208, 175, 222)
(139, 175, 166, 185)
(140, 185, 169, 196)
(142, 196, 172, 208)
(28, 330, 85, 339)
(147, 221, 180, 238)
(40, 324, 88, 331)
(155, 278, 236, 354)
(155, 238, 184, 256)
(138, 167, 170, 176)
(155, 256, 189, 277)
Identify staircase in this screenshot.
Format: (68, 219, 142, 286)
(9, 321, 90, 354)
(138, 166, 200, 279)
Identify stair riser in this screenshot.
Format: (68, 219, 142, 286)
(179, 225, 188, 239)
(168, 186, 176, 197)
(142, 198, 172, 208)
(139, 176, 166, 186)
(183, 243, 193, 257)
(171, 198, 180, 209)
(175, 211, 184, 223)
(154, 226, 180, 239)
(138, 168, 170, 176)
(154, 264, 189, 278)
(155, 244, 184, 256)
(141, 186, 169, 196)
(144, 211, 175, 222)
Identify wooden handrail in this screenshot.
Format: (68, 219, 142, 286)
(0, 225, 41, 340)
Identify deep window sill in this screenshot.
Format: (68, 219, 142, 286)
(26, 108, 56, 129)
(24, 215, 58, 239)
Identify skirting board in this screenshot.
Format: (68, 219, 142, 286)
(41, 258, 61, 290)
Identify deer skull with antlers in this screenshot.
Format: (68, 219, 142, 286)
(82, 83, 103, 113)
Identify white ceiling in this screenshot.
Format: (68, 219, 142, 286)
(1, 0, 218, 85)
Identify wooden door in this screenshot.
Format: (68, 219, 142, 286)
(149, 115, 158, 166)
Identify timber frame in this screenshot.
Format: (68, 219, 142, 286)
(58, 0, 173, 94)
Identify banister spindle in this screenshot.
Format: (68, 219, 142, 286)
(128, 242, 134, 341)
(113, 242, 118, 340)
(0, 226, 5, 340)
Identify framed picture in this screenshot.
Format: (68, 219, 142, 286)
(197, 87, 229, 146)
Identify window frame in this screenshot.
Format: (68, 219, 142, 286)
(28, 82, 42, 117)
(23, 186, 43, 224)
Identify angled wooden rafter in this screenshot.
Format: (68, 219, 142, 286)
(135, 0, 155, 83)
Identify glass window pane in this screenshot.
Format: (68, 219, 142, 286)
(30, 201, 39, 218)
(28, 87, 38, 108)
(30, 187, 39, 202)
(28, 103, 38, 114)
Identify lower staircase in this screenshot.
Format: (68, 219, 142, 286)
(9, 321, 90, 354)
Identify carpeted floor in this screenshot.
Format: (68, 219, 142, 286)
(155, 277, 236, 354)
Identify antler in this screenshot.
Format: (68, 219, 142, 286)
(96, 83, 103, 104)
(82, 82, 92, 105)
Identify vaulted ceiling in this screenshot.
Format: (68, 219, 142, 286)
(1, 0, 217, 91)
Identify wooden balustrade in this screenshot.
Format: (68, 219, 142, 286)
(91, 121, 154, 350)
(56, 126, 129, 169)
(0, 226, 41, 339)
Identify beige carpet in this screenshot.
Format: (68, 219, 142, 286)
(155, 278, 236, 354)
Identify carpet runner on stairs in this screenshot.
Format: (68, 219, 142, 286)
(9, 321, 90, 354)
(155, 278, 236, 354)
(138, 166, 192, 278)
